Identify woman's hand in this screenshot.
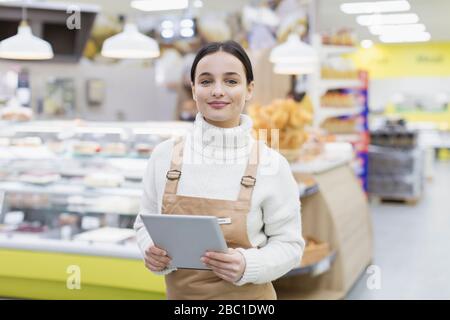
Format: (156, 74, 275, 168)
(201, 248, 246, 283)
(144, 245, 172, 272)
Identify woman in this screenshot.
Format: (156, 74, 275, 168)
(134, 40, 304, 300)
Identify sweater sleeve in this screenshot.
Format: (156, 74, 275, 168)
(133, 148, 177, 276)
(234, 155, 305, 286)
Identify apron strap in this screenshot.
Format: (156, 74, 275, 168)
(237, 140, 260, 202)
(163, 137, 185, 195)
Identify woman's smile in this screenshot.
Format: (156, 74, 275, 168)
(207, 100, 231, 109)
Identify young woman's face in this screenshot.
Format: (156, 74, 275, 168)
(192, 51, 254, 128)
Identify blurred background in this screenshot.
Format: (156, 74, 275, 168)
(0, 0, 449, 300)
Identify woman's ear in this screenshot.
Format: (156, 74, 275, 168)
(191, 82, 197, 101)
(245, 81, 255, 102)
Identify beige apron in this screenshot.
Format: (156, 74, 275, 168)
(161, 138, 277, 300)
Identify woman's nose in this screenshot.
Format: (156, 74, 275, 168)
(211, 83, 224, 97)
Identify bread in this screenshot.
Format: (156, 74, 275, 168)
(248, 97, 313, 154)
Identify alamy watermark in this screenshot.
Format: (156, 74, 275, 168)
(66, 265, 81, 290)
(366, 264, 382, 290)
(66, 5, 81, 30)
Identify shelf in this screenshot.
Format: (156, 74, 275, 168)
(283, 251, 337, 277)
(321, 45, 357, 56)
(0, 234, 141, 259)
(320, 79, 362, 93)
(319, 106, 364, 122)
(290, 155, 352, 174)
(0, 181, 142, 198)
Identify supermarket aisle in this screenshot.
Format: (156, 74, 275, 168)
(347, 161, 450, 299)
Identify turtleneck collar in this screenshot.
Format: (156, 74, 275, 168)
(186, 112, 255, 162)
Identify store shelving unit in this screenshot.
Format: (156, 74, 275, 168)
(309, 36, 370, 192)
(319, 79, 362, 94)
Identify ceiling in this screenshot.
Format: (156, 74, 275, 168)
(42, 0, 450, 42)
(317, 0, 450, 42)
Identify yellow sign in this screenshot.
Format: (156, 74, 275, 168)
(348, 42, 450, 78)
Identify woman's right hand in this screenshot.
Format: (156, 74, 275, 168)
(144, 246, 172, 272)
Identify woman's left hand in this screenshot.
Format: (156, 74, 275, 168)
(201, 248, 246, 283)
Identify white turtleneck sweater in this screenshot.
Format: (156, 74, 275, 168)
(133, 112, 305, 286)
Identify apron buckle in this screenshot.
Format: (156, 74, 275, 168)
(166, 170, 181, 180)
(240, 175, 256, 187)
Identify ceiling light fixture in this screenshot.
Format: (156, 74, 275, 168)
(369, 23, 426, 35)
(379, 31, 431, 43)
(0, 3, 53, 60)
(131, 0, 188, 12)
(101, 23, 160, 59)
(270, 34, 318, 64)
(270, 34, 318, 75)
(356, 13, 419, 26)
(341, 1, 410, 14)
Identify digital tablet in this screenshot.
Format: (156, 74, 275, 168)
(141, 214, 228, 270)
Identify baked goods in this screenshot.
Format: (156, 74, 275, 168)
(19, 172, 61, 185)
(321, 117, 360, 134)
(135, 143, 153, 157)
(0, 106, 33, 121)
(321, 92, 357, 108)
(300, 236, 330, 266)
(248, 97, 313, 159)
(73, 141, 101, 155)
(0, 138, 10, 147)
(322, 28, 357, 46)
(46, 141, 66, 154)
(83, 172, 124, 188)
(58, 213, 80, 226)
(11, 137, 43, 147)
(102, 142, 127, 156)
(321, 67, 359, 80)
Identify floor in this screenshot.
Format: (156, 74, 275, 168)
(346, 161, 450, 299)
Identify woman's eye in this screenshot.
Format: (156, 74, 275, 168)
(226, 79, 238, 85)
(200, 79, 212, 85)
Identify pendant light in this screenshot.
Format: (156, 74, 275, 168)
(101, 22, 160, 59)
(0, 3, 54, 60)
(270, 33, 318, 75)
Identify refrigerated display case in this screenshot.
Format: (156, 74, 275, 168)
(0, 120, 192, 299)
